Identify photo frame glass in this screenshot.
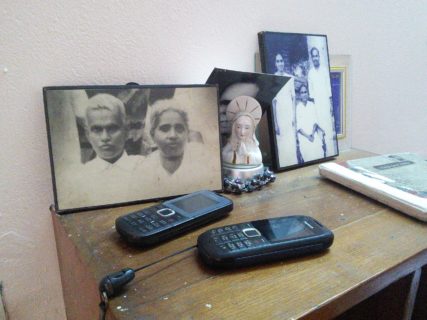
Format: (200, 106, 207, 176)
(258, 31, 339, 170)
(44, 85, 223, 213)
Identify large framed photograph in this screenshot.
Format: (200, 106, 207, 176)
(258, 31, 339, 170)
(206, 68, 291, 169)
(44, 85, 223, 213)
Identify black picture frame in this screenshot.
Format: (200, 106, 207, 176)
(43, 84, 223, 213)
(259, 31, 339, 171)
(206, 68, 291, 169)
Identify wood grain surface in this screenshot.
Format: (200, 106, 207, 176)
(52, 150, 427, 319)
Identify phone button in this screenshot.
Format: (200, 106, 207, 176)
(243, 240, 253, 247)
(220, 235, 230, 242)
(157, 208, 175, 217)
(229, 234, 239, 241)
(226, 243, 237, 251)
(242, 228, 261, 238)
(235, 241, 245, 249)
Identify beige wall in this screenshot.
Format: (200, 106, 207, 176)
(1, 1, 426, 319)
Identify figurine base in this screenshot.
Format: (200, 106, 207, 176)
(222, 163, 276, 194)
(223, 163, 265, 180)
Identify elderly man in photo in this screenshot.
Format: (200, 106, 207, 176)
(80, 93, 144, 205)
(307, 47, 337, 156)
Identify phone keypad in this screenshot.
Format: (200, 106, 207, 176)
(209, 224, 267, 252)
(123, 206, 184, 234)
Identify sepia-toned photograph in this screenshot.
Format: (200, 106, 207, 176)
(259, 31, 339, 170)
(44, 85, 223, 212)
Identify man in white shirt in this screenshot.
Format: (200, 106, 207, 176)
(307, 47, 337, 156)
(78, 93, 144, 206)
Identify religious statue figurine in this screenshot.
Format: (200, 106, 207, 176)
(222, 96, 262, 165)
(221, 96, 275, 193)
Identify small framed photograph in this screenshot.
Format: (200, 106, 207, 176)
(330, 66, 347, 139)
(44, 85, 223, 213)
(258, 31, 339, 170)
(206, 68, 291, 169)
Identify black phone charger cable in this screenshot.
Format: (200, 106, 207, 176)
(98, 244, 197, 320)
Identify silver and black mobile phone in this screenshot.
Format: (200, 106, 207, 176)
(197, 215, 334, 268)
(116, 190, 233, 246)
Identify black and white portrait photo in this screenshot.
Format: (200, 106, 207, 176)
(44, 85, 222, 212)
(259, 32, 339, 170)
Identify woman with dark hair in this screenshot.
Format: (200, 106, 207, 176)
(149, 107, 189, 174)
(274, 53, 289, 76)
(130, 105, 212, 199)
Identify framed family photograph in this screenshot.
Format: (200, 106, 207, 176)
(44, 85, 223, 213)
(206, 68, 291, 169)
(258, 31, 339, 171)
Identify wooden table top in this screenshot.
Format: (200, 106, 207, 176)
(52, 149, 427, 319)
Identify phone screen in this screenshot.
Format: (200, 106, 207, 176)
(252, 217, 316, 242)
(170, 194, 218, 217)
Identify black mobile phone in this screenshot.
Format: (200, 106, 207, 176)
(115, 190, 233, 246)
(197, 215, 334, 268)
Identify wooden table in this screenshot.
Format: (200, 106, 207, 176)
(52, 150, 427, 320)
